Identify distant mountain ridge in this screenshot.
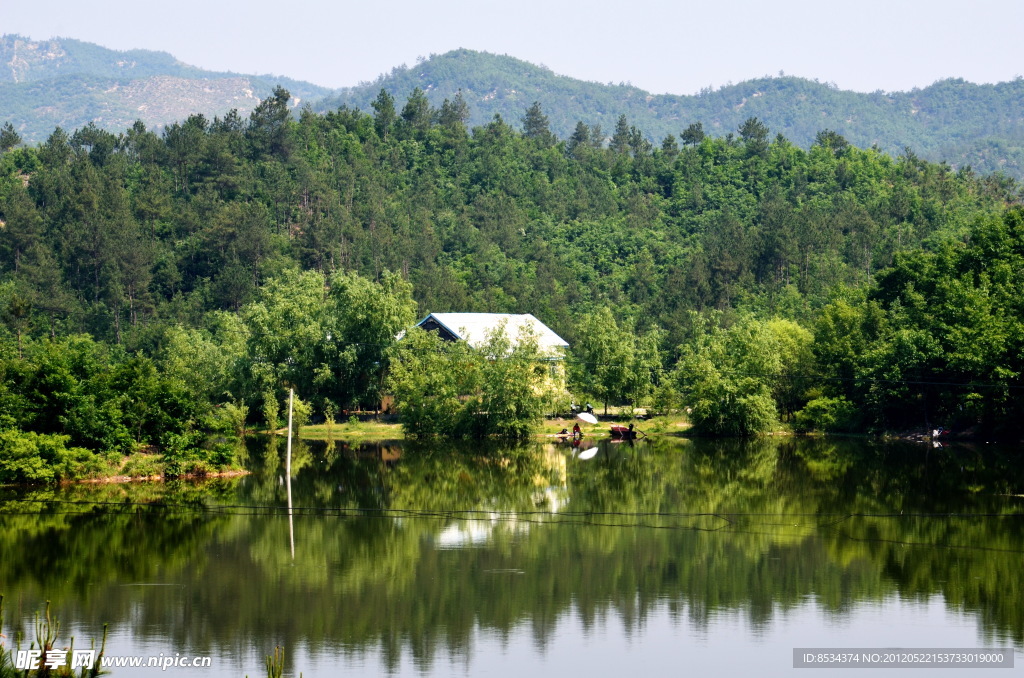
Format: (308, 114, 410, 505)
(321, 49, 1024, 178)
(0, 35, 332, 140)
(1, 34, 210, 83)
(2, 38, 1023, 179)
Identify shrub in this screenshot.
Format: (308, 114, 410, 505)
(389, 324, 554, 439)
(675, 315, 782, 436)
(0, 429, 98, 483)
(795, 397, 859, 432)
(120, 453, 163, 478)
(261, 391, 280, 432)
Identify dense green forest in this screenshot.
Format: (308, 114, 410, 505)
(1, 84, 1023, 480)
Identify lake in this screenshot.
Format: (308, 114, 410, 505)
(1, 435, 1021, 677)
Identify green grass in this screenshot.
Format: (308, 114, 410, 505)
(633, 414, 692, 436)
(297, 411, 692, 442)
(536, 411, 691, 437)
(299, 420, 401, 441)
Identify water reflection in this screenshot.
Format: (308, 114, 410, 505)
(0, 436, 1022, 676)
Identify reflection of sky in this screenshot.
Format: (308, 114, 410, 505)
(434, 445, 570, 549)
(436, 520, 497, 549)
(434, 488, 567, 549)
(277, 596, 1020, 678)
(50, 595, 1021, 677)
(7, 437, 1023, 678)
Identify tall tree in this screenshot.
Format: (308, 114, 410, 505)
(0, 122, 21, 153)
(661, 134, 679, 157)
(371, 88, 396, 141)
(570, 307, 634, 414)
(674, 314, 781, 436)
(739, 117, 769, 156)
(610, 115, 631, 154)
(328, 269, 416, 409)
(815, 129, 849, 156)
(247, 86, 292, 159)
(399, 88, 433, 137)
(521, 101, 556, 147)
(0, 186, 44, 274)
(566, 121, 590, 157)
(681, 122, 704, 147)
(437, 91, 469, 130)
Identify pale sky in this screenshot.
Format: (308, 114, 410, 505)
(5, 0, 1023, 95)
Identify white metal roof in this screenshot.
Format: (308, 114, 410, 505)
(418, 313, 568, 354)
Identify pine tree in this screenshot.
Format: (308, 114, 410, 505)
(437, 91, 470, 129)
(681, 122, 704, 147)
(610, 114, 630, 154)
(0, 121, 21, 153)
(400, 88, 433, 137)
(371, 89, 396, 141)
(522, 101, 556, 147)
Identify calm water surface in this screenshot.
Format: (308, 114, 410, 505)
(1, 436, 1022, 677)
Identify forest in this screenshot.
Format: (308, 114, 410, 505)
(324, 50, 1024, 180)
(5, 39, 1024, 181)
(0, 84, 1022, 480)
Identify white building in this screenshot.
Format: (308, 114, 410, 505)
(415, 312, 568, 357)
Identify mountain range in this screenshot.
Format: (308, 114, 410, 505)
(0, 35, 331, 139)
(2, 36, 1023, 179)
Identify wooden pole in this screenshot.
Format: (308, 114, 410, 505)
(287, 388, 294, 560)
(286, 388, 294, 478)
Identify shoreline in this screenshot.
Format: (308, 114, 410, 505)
(1, 468, 250, 489)
(4, 417, 1007, 489)
(297, 416, 692, 443)
(71, 469, 251, 485)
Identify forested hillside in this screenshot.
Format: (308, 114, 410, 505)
(1, 86, 1023, 476)
(6, 87, 1017, 346)
(1, 34, 216, 83)
(0, 35, 330, 142)
(322, 49, 1024, 179)
(4, 38, 1024, 179)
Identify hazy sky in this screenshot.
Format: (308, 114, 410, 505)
(6, 0, 1023, 95)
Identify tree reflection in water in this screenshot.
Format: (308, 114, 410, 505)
(0, 436, 1021, 672)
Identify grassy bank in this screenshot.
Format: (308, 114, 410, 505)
(298, 419, 401, 440)
(0, 429, 247, 486)
(297, 412, 692, 442)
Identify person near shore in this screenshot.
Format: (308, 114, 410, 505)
(572, 423, 581, 439)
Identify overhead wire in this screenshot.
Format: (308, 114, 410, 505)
(4, 498, 1023, 556)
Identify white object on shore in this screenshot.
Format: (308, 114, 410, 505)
(576, 412, 598, 424)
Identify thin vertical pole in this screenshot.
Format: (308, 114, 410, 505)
(286, 388, 294, 477)
(287, 388, 294, 560)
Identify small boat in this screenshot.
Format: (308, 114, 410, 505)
(609, 425, 638, 439)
